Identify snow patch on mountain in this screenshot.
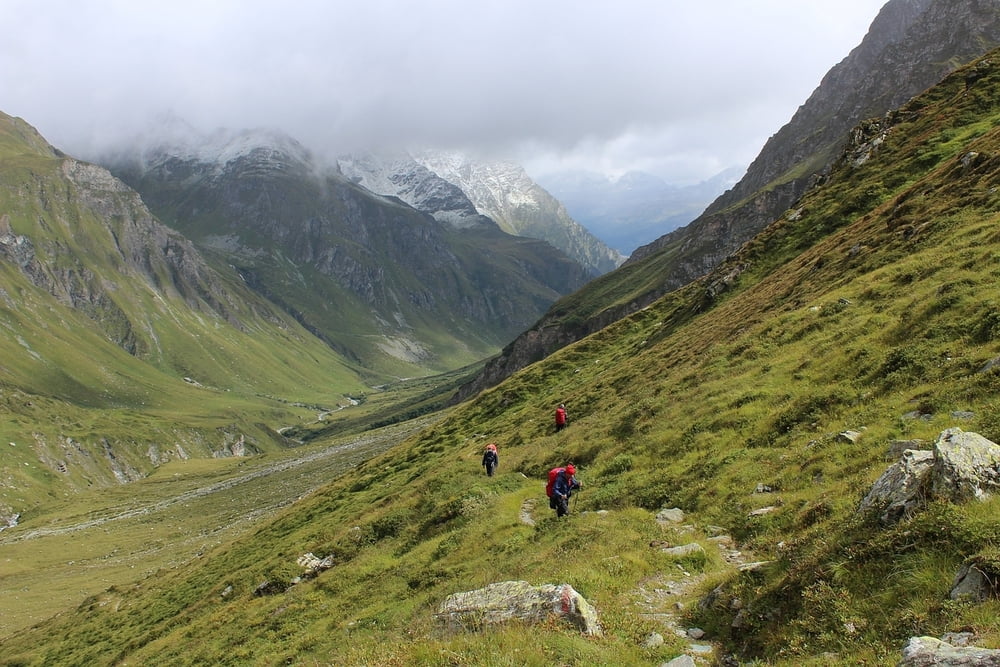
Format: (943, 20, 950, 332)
(337, 152, 491, 229)
(415, 151, 626, 274)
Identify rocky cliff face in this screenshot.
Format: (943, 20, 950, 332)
(0, 113, 247, 357)
(453, 0, 1000, 402)
(415, 152, 625, 276)
(632, 0, 1000, 268)
(338, 152, 494, 230)
(342, 150, 624, 277)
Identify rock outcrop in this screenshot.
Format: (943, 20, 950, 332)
(899, 636, 1000, 666)
(436, 580, 602, 636)
(859, 449, 935, 524)
(859, 428, 1000, 524)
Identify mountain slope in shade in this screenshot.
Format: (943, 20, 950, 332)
(105, 128, 591, 377)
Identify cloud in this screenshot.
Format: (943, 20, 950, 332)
(1, 0, 886, 183)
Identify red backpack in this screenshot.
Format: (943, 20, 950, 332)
(545, 467, 565, 498)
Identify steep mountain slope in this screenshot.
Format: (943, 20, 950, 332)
(0, 111, 369, 512)
(105, 130, 591, 378)
(414, 151, 626, 275)
(453, 0, 1000, 403)
(8, 48, 1000, 665)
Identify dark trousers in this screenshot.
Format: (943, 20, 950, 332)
(550, 495, 569, 517)
(485, 463, 496, 477)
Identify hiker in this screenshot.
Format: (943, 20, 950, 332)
(482, 443, 499, 477)
(547, 464, 581, 517)
(555, 404, 568, 432)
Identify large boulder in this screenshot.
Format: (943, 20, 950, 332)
(858, 449, 934, 524)
(899, 636, 1000, 666)
(931, 428, 1000, 502)
(436, 580, 602, 636)
(860, 428, 1000, 524)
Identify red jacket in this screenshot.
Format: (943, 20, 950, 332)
(555, 407, 567, 425)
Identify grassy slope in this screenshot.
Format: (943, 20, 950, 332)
(8, 55, 1000, 665)
(0, 113, 377, 511)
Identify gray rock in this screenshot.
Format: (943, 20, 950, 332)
(931, 428, 1000, 502)
(950, 562, 999, 602)
(858, 449, 934, 524)
(643, 632, 664, 648)
(748, 506, 779, 517)
(862, 429, 1000, 524)
(941, 632, 975, 647)
(661, 656, 697, 667)
(889, 439, 926, 460)
(979, 357, 1000, 374)
(436, 580, 602, 636)
(656, 507, 686, 524)
(660, 543, 705, 558)
(839, 430, 863, 443)
(899, 636, 1000, 666)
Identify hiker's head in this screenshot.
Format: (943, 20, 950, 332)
(566, 464, 576, 475)
(559, 404, 565, 409)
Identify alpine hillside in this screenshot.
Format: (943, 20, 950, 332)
(453, 0, 1000, 403)
(0, 110, 373, 515)
(7, 45, 1000, 664)
(104, 126, 592, 379)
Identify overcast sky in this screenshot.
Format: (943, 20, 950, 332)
(3, 0, 888, 185)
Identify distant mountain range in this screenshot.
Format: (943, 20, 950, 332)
(534, 167, 743, 255)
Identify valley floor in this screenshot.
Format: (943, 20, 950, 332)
(0, 416, 439, 637)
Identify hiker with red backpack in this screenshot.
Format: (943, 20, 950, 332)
(482, 443, 499, 477)
(546, 463, 581, 517)
(554, 404, 568, 432)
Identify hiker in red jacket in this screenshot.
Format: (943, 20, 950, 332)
(555, 404, 568, 432)
(547, 464, 581, 517)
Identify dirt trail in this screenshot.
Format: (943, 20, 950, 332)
(633, 518, 767, 664)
